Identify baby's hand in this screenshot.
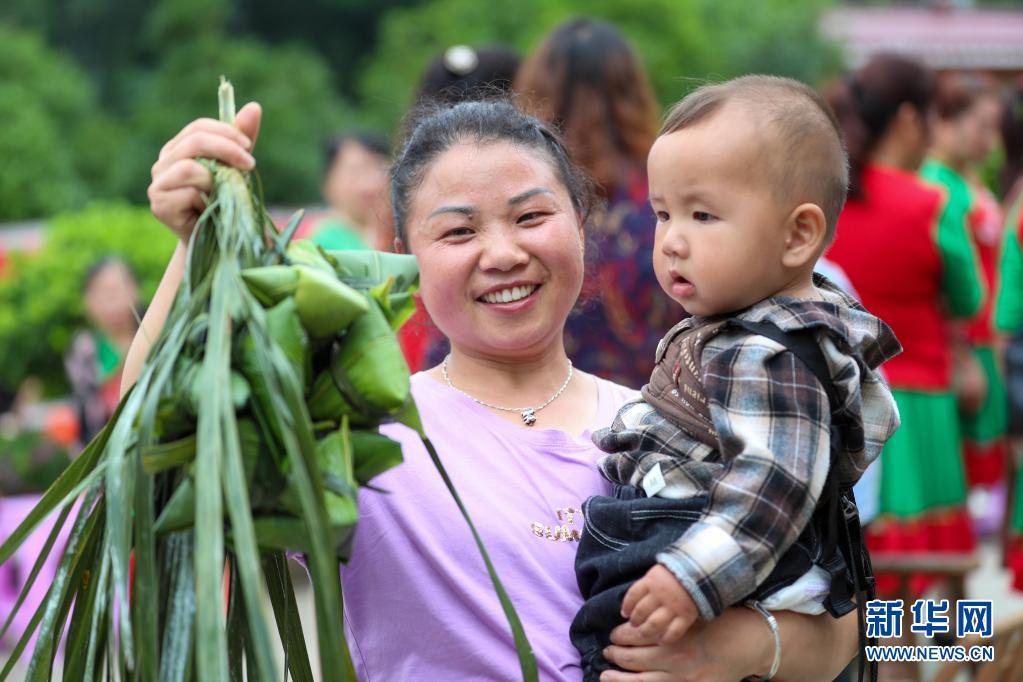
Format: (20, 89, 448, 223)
(620, 564, 699, 643)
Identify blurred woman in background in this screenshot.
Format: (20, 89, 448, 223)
(302, 131, 392, 252)
(921, 74, 1006, 537)
(64, 256, 140, 444)
(826, 54, 984, 596)
(515, 17, 678, 389)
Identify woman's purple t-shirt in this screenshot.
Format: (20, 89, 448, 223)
(341, 372, 638, 681)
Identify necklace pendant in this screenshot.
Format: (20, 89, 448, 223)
(521, 408, 537, 426)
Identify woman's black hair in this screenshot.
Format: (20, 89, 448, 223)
(515, 17, 659, 196)
(416, 45, 521, 106)
(390, 99, 599, 248)
(83, 255, 137, 291)
(827, 53, 935, 198)
(323, 131, 391, 178)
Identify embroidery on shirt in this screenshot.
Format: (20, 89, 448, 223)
(530, 507, 582, 542)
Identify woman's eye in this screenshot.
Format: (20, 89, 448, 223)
(693, 211, 715, 222)
(444, 227, 473, 239)
(517, 211, 547, 224)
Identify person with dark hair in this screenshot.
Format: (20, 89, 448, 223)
(416, 44, 521, 105)
(994, 77, 1023, 591)
(303, 131, 391, 251)
(826, 54, 985, 595)
(139, 97, 862, 681)
(921, 72, 1007, 536)
(515, 17, 676, 390)
(64, 256, 140, 443)
(571, 75, 899, 681)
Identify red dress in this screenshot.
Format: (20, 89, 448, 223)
(828, 164, 984, 595)
(830, 166, 962, 390)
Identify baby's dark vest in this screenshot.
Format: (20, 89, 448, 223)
(641, 316, 878, 681)
(641, 318, 727, 451)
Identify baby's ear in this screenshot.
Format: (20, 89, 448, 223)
(782, 203, 827, 269)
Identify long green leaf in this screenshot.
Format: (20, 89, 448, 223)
(102, 374, 156, 672)
(133, 456, 159, 682)
(226, 560, 245, 682)
(194, 263, 231, 682)
(264, 553, 314, 682)
(38, 502, 105, 682)
(422, 434, 538, 681)
(158, 532, 196, 682)
(63, 528, 106, 682)
(83, 548, 111, 682)
(218, 291, 276, 682)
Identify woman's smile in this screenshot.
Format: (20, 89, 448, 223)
(477, 282, 543, 310)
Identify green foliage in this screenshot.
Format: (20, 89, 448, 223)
(232, 0, 419, 97)
(0, 203, 177, 394)
(0, 28, 96, 219)
(0, 430, 71, 496)
(0, 86, 86, 220)
(0, 24, 137, 218)
(359, 0, 844, 131)
(125, 36, 354, 206)
(144, 0, 230, 47)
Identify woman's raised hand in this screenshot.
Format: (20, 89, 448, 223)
(147, 102, 262, 243)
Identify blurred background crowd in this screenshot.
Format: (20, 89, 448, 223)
(4, 0, 1023, 679)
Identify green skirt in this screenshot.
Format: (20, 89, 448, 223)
(1014, 462, 1023, 533)
(960, 345, 1008, 444)
(880, 389, 968, 517)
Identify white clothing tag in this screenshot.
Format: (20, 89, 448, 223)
(642, 463, 667, 497)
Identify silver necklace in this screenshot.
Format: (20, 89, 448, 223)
(441, 355, 574, 426)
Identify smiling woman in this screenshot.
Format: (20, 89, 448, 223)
(136, 98, 860, 681)
(402, 140, 585, 373)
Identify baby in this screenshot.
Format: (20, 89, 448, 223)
(570, 75, 901, 680)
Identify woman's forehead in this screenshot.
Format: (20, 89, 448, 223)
(413, 140, 564, 207)
(88, 262, 134, 289)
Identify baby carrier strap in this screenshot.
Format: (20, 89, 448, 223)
(726, 318, 878, 682)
